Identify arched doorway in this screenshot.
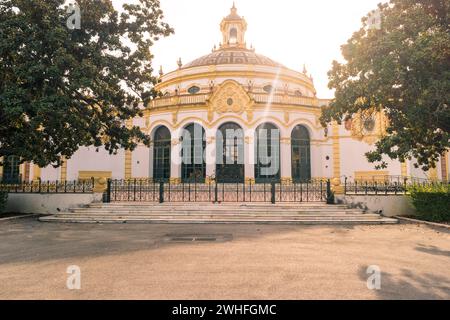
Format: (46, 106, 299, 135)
(291, 125, 311, 182)
(181, 123, 206, 182)
(216, 122, 244, 183)
(153, 126, 171, 181)
(255, 123, 280, 183)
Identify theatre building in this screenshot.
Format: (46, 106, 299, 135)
(1, 5, 448, 187)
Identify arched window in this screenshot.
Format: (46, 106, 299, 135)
(229, 28, 237, 44)
(255, 123, 280, 182)
(2, 155, 20, 183)
(153, 126, 171, 181)
(216, 122, 244, 183)
(181, 123, 206, 182)
(291, 125, 311, 182)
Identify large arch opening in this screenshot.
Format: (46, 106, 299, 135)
(216, 122, 244, 183)
(153, 126, 171, 182)
(181, 123, 206, 182)
(291, 125, 311, 182)
(255, 123, 280, 183)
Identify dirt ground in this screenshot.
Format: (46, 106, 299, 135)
(0, 218, 449, 299)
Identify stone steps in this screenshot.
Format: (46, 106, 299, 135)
(39, 202, 398, 225)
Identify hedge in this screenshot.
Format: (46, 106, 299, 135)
(0, 191, 7, 214)
(408, 184, 450, 223)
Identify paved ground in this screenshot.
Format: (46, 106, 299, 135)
(0, 218, 449, 299)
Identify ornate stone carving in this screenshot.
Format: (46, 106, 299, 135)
(280, 137, 291, 145)
(349, 109, 389, 145)
(172, 111, 178, 125)
(284, 111, 290, 124)
(207, 80, 254, 122)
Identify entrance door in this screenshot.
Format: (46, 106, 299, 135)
(216, 122, 244, 183)
(153, 126, 171, 181)
(291, 125, 311, 182)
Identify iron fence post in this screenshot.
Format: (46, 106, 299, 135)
(214, 180, 218, 203)
(344, 177, 347, 194)
(159, 181, 164, 203)
(326, 179, 333, 204)
(271, 182, 276, 204)
(104, 179, 111, 203)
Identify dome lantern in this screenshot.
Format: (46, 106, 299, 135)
(220, 3, 247, 49)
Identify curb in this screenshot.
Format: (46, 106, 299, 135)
(0, 213, 43, 222)
(395, 216, 450, 230)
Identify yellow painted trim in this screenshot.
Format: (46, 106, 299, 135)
(354, 171, 389, 181)
(332, 123, 341, 180)
(401, 162, 407, 177)
(125, 150, 132, 179)
(442, 153, 449, 181)
(145, 103, 321, 116)
(60, 156, 67, 181)
(146, 115, 323, 134)
(78, 171, 112, 179)
(33, 164, 41, 181)
(156, 70, 316, 93)
(429, 166, 438, 180)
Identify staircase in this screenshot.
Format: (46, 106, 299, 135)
(39, 203, 398, 225)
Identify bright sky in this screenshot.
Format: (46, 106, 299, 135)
(114, 0, 383, 98)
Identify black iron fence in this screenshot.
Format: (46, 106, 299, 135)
(0, 179, 95, 194)
(105, 178, 332, 203)
(343, 176, 449, 195)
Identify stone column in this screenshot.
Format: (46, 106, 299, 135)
(244, 135, 255, 184)
(280, 137, 292, 184)
(170, 138, 182, 184)
(205, 135, 216, 183)
(148, 143, 154, 180)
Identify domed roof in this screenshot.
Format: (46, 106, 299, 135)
(182, 49, 285, 69)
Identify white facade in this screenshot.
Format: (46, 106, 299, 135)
(4, 5, 447, 185)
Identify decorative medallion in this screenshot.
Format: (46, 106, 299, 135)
(349, 109, 389, 144)
(207, 80, 254, 122)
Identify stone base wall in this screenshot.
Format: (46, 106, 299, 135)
(335, 195, 416, 217)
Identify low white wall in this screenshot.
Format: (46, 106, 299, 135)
(336, 195, 416, 217)
(5, 193, 103, 214)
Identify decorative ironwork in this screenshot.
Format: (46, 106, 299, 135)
(343, 175, 449, 195)
(0, 179, 95, 194)
(106, 178, 330, 203)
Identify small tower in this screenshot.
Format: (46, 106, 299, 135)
(220, 3, 248, 49)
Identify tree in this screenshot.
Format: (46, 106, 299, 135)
(320, 0, 449, 170)
(0, 0, 173, 167)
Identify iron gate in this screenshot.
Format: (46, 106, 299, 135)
(104, 179, 332, 203)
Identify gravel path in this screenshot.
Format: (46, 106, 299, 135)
(0, 218, 449, 299)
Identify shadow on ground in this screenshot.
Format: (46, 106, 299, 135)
(358, 266, 450, 299)
(0, 217, 356, 265)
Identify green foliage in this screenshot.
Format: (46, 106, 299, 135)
(0, 0, 173, 167)
(320, 0, 450, 170)
(408, 183, 450, 222)
(0, 191, 7, 213)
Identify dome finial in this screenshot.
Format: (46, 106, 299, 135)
(303, 64, 308, 74)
